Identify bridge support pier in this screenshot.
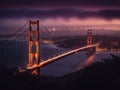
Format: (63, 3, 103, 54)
(92, 47, 96, 53)
(87, 47, 96, 55)
(87, 47, 92, 55)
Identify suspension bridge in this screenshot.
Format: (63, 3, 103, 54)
(0, 20, 97, 75)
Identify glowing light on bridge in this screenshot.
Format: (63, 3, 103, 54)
(27, 44, 97, 70)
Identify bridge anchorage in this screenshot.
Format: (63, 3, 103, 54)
(27, 20, 40, 75)
(87, 29, 96, 55)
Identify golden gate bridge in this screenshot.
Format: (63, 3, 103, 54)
(0, 20, 97, 75)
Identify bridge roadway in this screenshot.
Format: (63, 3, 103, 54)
(27, 44, 97, 70)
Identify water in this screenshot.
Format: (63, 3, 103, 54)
(40, 51, 87, 76)
(1, 40, 119, 77)
(0, 40, 65, 68)
(0, 40, 88, 76)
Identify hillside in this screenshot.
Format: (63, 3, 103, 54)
(0, 54, 120, 90)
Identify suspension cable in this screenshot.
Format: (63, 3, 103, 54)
(40, 24, 54, 40)
(0, 28, 28, 50)
(11, 22, 28, 38)
(0, 22, 28, 48)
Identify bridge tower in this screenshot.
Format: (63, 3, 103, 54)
(87, 29, 92, 45)
(28, 20, 40, 75)
(87, 29, 93, 54)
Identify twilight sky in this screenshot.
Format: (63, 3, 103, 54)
(0, 0, 120, 34)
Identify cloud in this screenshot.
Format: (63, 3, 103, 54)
(0, 0, 120, 20)
(0, 8, 120, 20)
(0, 0, 120, 8)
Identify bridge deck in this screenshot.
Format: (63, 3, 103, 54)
(27, 44, 97, 70)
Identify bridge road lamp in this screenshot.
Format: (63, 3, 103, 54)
(27, 20, 40, 75)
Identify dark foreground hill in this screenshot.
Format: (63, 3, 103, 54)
(0, 54, 120, 90)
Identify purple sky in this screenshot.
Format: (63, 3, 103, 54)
(0, 0, 120, 34)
